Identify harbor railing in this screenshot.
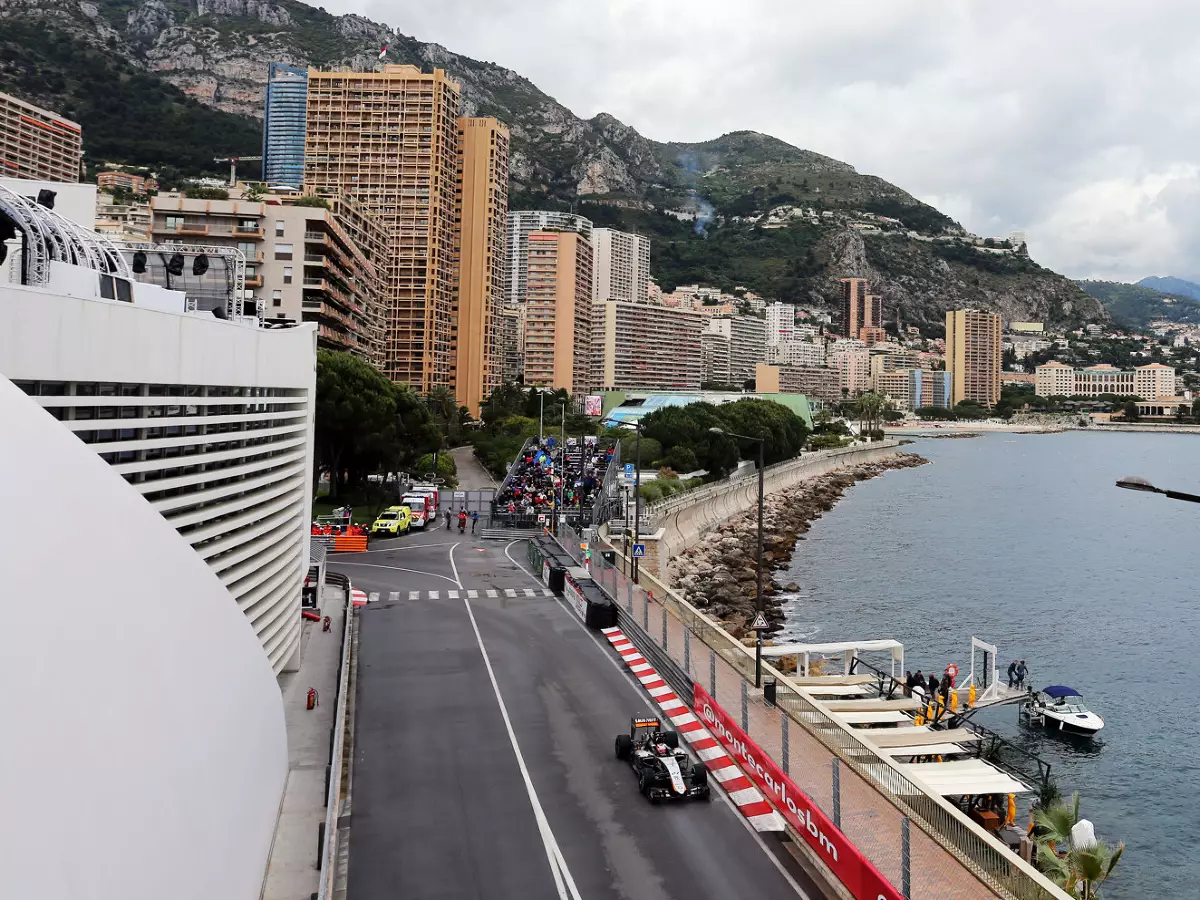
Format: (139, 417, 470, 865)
(557, 524, 1071, 900)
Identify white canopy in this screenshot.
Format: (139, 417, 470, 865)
(899, 760, 1031, 796)
(837, 711, 914, 725)
(879, 743, 972, 758)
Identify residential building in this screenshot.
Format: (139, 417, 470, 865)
(96, 171, 156, 194)
(698, 303, 738, 318)
(148, 193, 386, 362)
(1035, 361, 1075, 397)
(523, 231, 594, 393)
(705, 315, 768, 383)
(506, 210, 592, 305)
(840, 277, 884, 343)
(766, 339, 825, 368)
(1135, 362, 1176, 400)
(94, 195, 150, 240)
(755, 363, 841, 406)
(946, 309, 1002, 406)
(701, 332, 732, 385)
(454, 117, 510, 414)
(831, 346, 871, 395)
(0, 90, 82, 182)
(262, 62, 308, 189)
(0, 185, 317, 675)
(500, 303, 524, 384)
(872, 369, 914, 408)
(591, 227, 650, 304)
(910, 368, 952, 408)
(870, 348, 919, 377)
(1035, 362, 1177, 400)
(1010, 321, 1045, 333)
(593, 300, 703, 390)
(304, 64, 462, 391)
(765, 301, 796, 344)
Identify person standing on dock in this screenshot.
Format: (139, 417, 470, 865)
(1016, 660, 1028, 690)
(1007, 660, 1018, 688)
(927, 673, 940, 700)
(903, 671, 914, 696)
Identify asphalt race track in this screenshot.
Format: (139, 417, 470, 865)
(335, 528, 823, 900)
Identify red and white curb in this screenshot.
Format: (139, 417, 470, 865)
(601, 626, 784, 832)
(351, 587, 369, 607)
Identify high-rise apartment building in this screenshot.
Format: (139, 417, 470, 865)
(766, 340, 826, 368)
(755, 363, 841, 405)
(593, 300, 703, 390)
(500, 304, 524, 384)
(591, 227, 650, 304)
(910, 368, 952, 409)
(946, 309, 1002, 406)
(840, 277, 885, 344)
(701, 332, 732, 385)
(455, 117, 510, 414)
(523, 231, 593, 393)
(304, 65, 461, 392)
(705, 315, 768, 383)
(765, 302, 797, 344)
(506, 211, 593, 305)
(831, 346, 871, 396)
(0, 90, 82, 182)
(262, 63, 308, 189)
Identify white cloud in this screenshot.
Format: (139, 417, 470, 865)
(346, 0, 1200, 281)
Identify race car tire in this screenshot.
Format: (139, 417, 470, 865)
(615, 734, 633, 760)
(692, 764, 709, 787)
(661, 730, 679, 749)
(638, 773, 656, 802)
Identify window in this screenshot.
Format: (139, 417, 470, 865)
(165, 216, 184, 230)
(238, 218, 258, 232)
(275, 219, 285, 237)
(237, 241, 256, 259)
(274, 243, 293, 260)
(272, 290, 282, 307)
(283, 266, 293, 284)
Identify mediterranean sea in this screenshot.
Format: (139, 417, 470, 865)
(776, 431, 1200, 900)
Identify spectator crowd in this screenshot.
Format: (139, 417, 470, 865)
(493, 437, 614, 521)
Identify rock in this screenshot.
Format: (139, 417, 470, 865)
(784, 581, 800, 592)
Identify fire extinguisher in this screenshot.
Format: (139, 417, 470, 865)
(322, 616, 331, 632)
(307, 688, 318, 710)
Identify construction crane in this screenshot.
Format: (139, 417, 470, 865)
(213, 155, 263, 187)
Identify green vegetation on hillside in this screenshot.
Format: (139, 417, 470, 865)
(1076, 280, 1200, 328)
(1136, 275, 1200, 300)
(0, 22, 261, 174)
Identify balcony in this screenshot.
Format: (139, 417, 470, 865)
(244, 275, 264, 288)
(234, 225, 264, 238)
(154, 222, 209, 237)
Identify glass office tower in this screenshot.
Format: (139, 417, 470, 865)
(262, 62, 307, 189)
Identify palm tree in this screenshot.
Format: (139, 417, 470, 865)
(426, 386, 459, 442)
(855, 392, 887, 437)
(1034, 793, 1125, 898)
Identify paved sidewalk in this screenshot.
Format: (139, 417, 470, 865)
(450, 444, 496, 489)
(263, 587, 345, 899)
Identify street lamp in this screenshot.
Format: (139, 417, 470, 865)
(711, 425, 767, 688)
(632, 421, 643, 583)
(1116, 476, 1200, 504)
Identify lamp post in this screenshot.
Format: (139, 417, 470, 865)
(632, 422, 642, 583)
(711, 426, 767, 687)
(554, 402, 566, 536)
(1116, 476, 1200, 505)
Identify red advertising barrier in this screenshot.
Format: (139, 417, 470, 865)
(693, 684, 903, 900)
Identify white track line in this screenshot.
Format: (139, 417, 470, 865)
(464, 596, 582, 900)
(447, 541, 463, 589)
(331, 560, 460, 587)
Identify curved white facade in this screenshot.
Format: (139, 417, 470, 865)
(0, 281, 316, 673)
(0, 376, 287, 899)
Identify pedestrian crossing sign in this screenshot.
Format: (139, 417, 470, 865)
(632, 543, 646, 558)
(750, 611, 770, 630)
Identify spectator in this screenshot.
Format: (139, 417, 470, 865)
(470, 510, 479, 533)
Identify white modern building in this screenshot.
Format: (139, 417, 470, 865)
(591, 227, 650, 304)
(505, 210, 592, 305)
(705, 315, 768, 384)
(765, 301, 796, 344)
(766, 339, 826, 368)
(0, 183, 317, 675)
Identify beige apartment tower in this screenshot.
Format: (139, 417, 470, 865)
(455, 117, 510, 415)
(840, 277, 884, 343)
(523, 231, 593, 394)
(0, 91, 82, 182)
(946, 309, 1002, 406)
(304, 64, 461, 391)
(593, 301, 703, 390)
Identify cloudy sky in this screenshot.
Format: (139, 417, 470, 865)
(350, 0, 1200, 283)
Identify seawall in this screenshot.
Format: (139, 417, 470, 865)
(635, 441, 904, 580)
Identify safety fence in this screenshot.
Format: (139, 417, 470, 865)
(556, 525, 1068, 900)
(315, 573, 354, 900)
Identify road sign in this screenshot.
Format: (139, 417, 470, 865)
(624, 463, 635, 477)
(750, 611, 770, 630)
(580, 542, 589, 552)
(632, 543, 646, 558)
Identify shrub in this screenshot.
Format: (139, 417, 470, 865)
(639, 482, 664, 503)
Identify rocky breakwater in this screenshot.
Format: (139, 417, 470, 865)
(669, 454, 928, 638)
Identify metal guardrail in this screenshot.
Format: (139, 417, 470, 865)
(315, 575, 353, 900)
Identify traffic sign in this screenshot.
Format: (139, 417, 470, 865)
(624, 463, 635, 477)
(750, 611, 770, 630)
(632, 543, 646, 558)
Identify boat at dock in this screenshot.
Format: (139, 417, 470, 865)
(1021, 685, 1105, 735)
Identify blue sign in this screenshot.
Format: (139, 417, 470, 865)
(624, 463, 635, 477)
(632, 543, 646, 558)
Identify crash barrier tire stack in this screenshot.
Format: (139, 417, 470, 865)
(553, 525, 1070, 900)
(315, 573, 354, 900)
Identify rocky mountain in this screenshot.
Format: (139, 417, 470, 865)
(1136, 276, 1200, 302)
(0, 0, 1106, 329)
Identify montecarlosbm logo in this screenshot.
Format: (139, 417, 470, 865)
(693, 684, 903, 900)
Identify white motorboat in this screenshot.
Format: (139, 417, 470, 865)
(1023, 685, 1104, 735)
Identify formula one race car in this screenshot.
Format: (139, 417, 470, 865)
(614, 716, 710, 802)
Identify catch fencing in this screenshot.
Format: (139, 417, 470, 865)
(556, 525, 1069, 900)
